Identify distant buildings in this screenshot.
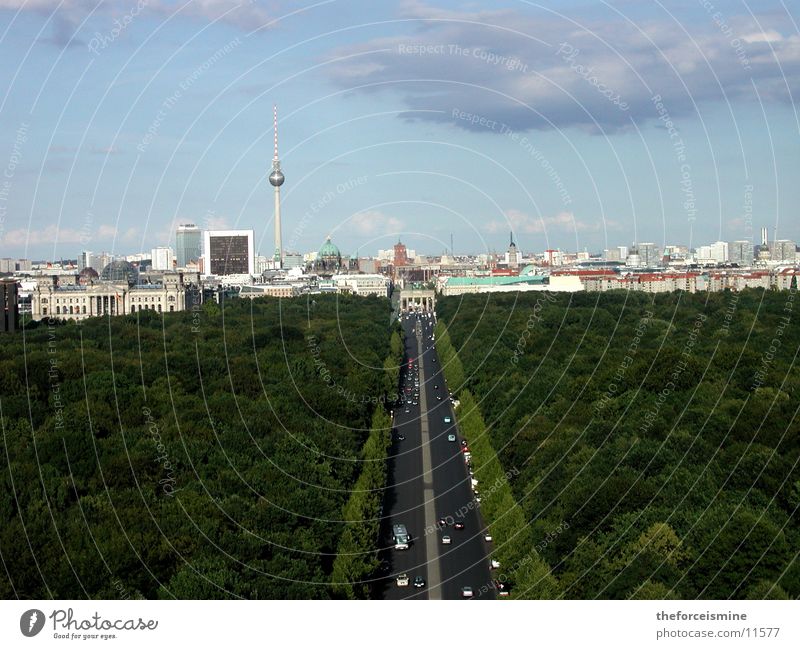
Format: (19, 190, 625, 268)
(176, 224, 202, 267)
(1, 258, 32, 273)
(203, 229, 255, 276)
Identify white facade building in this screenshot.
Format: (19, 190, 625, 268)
(331, 274, 390, 297)
(151, 247, 174, 271)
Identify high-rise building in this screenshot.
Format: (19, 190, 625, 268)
(1, 279, 19, 332)
(696, 245, 712, 262)
(636, 242, 662, 267)
(176, 224, 202, 267)
(729, 240, 754, 266)
(709, 241, 729, 263)
(769, 240, 797, 262)
(78, 251, 92, 271)
(269, 105, 285, 268)
(203, 230, 255, 276)
(151, 247, 174, 271)
(761, 226, 769, 246)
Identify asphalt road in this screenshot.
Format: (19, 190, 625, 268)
(376, 312, 494, 600)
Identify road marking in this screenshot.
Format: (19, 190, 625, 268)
(416, 325, 442, 600)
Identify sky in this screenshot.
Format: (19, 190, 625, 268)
(0, 0, 798, 260)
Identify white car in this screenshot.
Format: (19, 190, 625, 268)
(444, 416, 452, 424)
(461, 586, 474, 598)
(447, 434, 456, 442)
(442, 535, 451, 545)
(396, 573, 409, 587)
(484, 533, 493, 542)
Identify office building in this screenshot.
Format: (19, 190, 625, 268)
(151, 247, 173, 271)
(769, 240, 797, 262)
(636, 242, 662, 266)
(729, 240, 754, 266)
(1, 279, 19, 332)
(203, 229, 255, 276)
(176, 224, 202, 267)
(709, 241, 729, 263)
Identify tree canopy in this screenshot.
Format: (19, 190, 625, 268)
(437, 289, 799, 599)
(0, 294, 394, 599)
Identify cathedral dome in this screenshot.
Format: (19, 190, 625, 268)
(318, 237, 340, 259)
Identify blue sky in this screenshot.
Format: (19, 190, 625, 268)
(0, 0, 798, 260)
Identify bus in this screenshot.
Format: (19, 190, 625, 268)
(392, 524, 410, 550)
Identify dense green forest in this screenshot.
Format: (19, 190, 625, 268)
(0, 295, 397, 599)
(437, 289, 799, 599)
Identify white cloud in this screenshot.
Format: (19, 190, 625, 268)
(349, 210, 403, 236)
(742, 30, 783, 44)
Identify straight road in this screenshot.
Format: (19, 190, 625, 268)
(376, 312, 494, 600)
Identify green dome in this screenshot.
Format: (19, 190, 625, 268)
(318, 237, 341, 258)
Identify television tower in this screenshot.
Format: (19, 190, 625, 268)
(269, 104, 285, 268)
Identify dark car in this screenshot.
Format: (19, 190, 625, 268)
(454, 522, 465, 530)
(413, 576, 426, 588)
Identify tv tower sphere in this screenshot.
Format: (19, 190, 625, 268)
(269, 168, 284, 186)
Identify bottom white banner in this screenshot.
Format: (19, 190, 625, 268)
(1, 600, 797, 648)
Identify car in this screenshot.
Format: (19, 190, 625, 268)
(437, 395, 442, 401)
(395, 434, 405, 441)
(454, 522, 465, 530)
(444, 416, 451, 423)
(461, 586, 474, 598)
(413, 576, 426, 588)
(484, 533, 493, 542)
(396, 573, 409, 587)
(437, 517, 447, 526)
(490, 559, 501, 569)
(434, 385, 439, 389)
(432, 358, 437, 362)
(494, 580, 510, 596)
(461, 440, 468, 447)
(412, 401, 418, 406)
(447, 434, 456, 442)
(405, 408, 410, 413)
(442, 535, 451, 544)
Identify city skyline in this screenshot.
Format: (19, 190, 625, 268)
(1, 1, 798, 260)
